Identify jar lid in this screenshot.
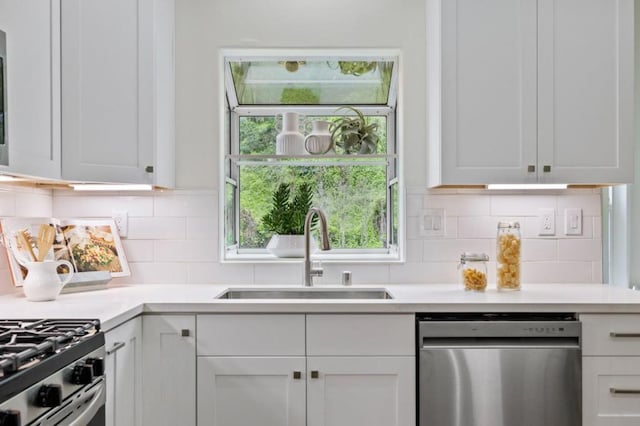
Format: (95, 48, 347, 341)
(460, 252, 489, 263)
(497, 221, 520, 229)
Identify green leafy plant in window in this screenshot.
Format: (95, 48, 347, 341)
(261, 182, 315, 235)
(330, 106, 379, 154)
(337, 61, 377, 76)
(280, 88, 320, 105)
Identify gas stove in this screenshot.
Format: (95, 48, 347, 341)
(0, 320, 105, 426)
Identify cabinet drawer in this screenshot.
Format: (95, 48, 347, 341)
(197, 314, 305, 356)
(306, 314, 414, 356)
(582, 315, 640, 356)
(583, 357, 640, 426)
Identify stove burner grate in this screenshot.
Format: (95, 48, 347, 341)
(0, 319, 100, 378)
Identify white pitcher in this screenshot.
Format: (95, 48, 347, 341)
(275, 112, 306, 155)
(305, 120, 334, 155)
(22, 260, 75, 302)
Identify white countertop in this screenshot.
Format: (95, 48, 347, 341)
(1, 283, 640, 331)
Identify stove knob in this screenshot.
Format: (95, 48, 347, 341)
(71, 363, 94, 385)
(0, 410, 21, 426)
(35, 384, 62, 408)
(86, 357, 105, 377)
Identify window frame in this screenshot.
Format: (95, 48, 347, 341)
(220, 51, 403, 263)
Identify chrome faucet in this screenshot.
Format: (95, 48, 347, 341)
(304, 207, 331, 286)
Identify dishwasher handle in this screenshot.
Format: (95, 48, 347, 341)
(421, 336, 580, 349)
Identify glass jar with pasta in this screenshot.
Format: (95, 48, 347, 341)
(496, 221, 521, 291)
(459, 252, 489, 292)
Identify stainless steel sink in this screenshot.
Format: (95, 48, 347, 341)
(215, 288, 393, 300)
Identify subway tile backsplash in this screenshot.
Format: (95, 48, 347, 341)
(0, 185, 604, 294)
(0, 185, 54, 294)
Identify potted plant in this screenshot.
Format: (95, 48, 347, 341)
(337, 61, 377, 76)
(261, 182, 316, 258)
(330, 106, 379, 154)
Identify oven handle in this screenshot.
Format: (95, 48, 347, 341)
(69, 381, 105, 426)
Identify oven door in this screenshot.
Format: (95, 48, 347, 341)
(39, 378, 105, 426)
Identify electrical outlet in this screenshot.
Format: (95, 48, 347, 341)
(564, 208, 582, 235)
(538, 208, 555, 236)
(113, 211, 128, 237)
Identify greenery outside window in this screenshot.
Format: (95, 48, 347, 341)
(223, 51, 400, 261)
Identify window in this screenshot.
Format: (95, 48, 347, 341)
(222, 51, 400, 261)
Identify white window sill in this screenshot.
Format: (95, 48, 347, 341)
(223, 249, 402, 264)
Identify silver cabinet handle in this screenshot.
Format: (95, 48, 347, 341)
(610, 388, 640, 395)
(106, 341, 126, 355)
(610, 332, 640, 338)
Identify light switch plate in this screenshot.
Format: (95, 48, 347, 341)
(419, 208, 445, 237)
(564, 208, 582, 235)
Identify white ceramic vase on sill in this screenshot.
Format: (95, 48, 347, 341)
(266, 234, 317, 258)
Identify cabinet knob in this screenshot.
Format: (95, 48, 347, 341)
(543, 165, 551, 173)
(310, 370, 319, 379)
(145, 166, 154, 173)
(292, 371, 301, 380)
(181, 329, 190, 337)
(527, 165, 535, 173)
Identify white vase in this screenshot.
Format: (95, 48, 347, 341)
(266, 234, 317, 258)
(275, 112, 306, 156)
(305, 120, 334, 155)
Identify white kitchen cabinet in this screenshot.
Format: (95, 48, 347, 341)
(105, 317, 142, 426)
(307, 356, 414, 426)
(61, 0, 175, 187)
(581, 314, 640, 426)
(583, 357, 640, 426)
(0, 0, 61, 179)
(142, 315, 196, 426)
(426, 0, 634, 186)
(197, 357, 306, 426)
(196, 314, 415, 426)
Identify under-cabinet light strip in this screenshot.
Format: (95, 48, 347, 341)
(487, 184, 568, 190)
(71, 184, 153, 191)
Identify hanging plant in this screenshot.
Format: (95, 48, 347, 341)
(338, 61, 377, 76)
(330, 106, 379, 154)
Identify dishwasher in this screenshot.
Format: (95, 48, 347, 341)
(417, 313, 581, 426)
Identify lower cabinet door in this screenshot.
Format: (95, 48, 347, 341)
(307, 356, 415, 426)
(142, 315, 196, 426)
(197, 357, 306, 426)
(105, 317, 141, 426)
(583, 357, 640, 426)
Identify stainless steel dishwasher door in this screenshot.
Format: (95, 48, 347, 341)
(418, 317, 581, 426)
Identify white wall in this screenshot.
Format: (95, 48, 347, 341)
(0, 0, 605, 291)
(49, 187, 603, 286)
(174, 0, 426, 188)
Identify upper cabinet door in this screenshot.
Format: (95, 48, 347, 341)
(0, 0, 61, 179)
(427, 0, 538, 186)
(61, 0, 175, 186)
(537, 0, 634, 184)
